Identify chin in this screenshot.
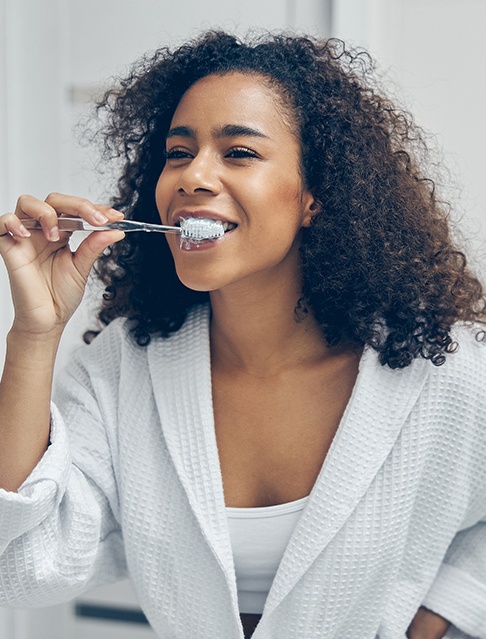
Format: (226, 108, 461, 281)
(174, 263, 233, 293)
(176, 272, 219, 293)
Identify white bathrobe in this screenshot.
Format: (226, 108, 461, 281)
(0, 305, 485, 638)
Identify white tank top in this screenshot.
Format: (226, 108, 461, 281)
(226, 496, 309, 614)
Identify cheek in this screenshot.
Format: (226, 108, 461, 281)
(264, 166, 299, 193)
(155, 173, 172, 220)
(251, 174, 307, 228)
(260, 160, 304, 204)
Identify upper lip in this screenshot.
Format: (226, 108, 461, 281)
(171, 209, 237, 226)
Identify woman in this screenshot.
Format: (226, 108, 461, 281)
(0, 31, 485, 639)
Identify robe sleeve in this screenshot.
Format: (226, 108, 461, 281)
(423, 330, 486, 639)
(422, 518, 486, 639)
(0, 328, 128, 607)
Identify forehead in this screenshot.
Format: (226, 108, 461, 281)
(170, 72, 296, 137)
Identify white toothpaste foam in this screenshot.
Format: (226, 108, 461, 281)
(180, 218, 225, 241)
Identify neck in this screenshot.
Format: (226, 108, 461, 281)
(209, 281, 331, 376)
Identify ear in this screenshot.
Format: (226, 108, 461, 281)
(301, 190, 320, 228)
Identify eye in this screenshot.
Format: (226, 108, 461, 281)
(164, 148, 193, 160)
(226, 146, 259, 159)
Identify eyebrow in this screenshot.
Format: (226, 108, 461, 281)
(166, 124, 269, 140)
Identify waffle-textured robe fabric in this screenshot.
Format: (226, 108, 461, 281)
(1, 305, 485, 639)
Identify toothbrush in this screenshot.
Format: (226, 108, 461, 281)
(21, 217, 225, 241)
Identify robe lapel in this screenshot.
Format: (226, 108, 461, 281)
(148, 304, 431, 623)
(147, 305, 238, 604)
(263, 347, 431, 616)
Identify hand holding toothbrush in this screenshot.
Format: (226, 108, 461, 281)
(0, 193, 126, 337)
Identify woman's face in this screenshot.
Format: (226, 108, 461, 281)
(155, 72, 316, 293)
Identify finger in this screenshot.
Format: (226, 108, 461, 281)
(14, 194, 61, 242)
(10, 193, 121, 244)
(72, 230, 125, 281)
(44, 192, 111, 228)
(0, 212, 32, 239)
(94, 205, 125, 221)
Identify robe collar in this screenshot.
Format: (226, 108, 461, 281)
(148, 304, 430, 618)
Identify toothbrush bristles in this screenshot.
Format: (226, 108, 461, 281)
(180, 218, 225, 241)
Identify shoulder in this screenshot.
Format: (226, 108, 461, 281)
(417, 324, 486, 449)
(79, 304, 210, 369)
(424, 325, 486, 522)
(363, 324, 486, 437)
(73, 317, 133, 365)
(56, 318, 141, 395)
(433, 324, 486, 396)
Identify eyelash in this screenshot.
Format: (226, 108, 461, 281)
(164, 146, 259, 160)
(226, 147, 259, 159)
(164, 149, 190, 160)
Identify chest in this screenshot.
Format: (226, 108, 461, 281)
(120, 387, 456, 638)
(212, 357, 359, 507)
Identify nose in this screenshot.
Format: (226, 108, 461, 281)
(177, 151, 221, 196)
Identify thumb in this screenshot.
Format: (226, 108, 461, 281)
(72, 230, 125, 280)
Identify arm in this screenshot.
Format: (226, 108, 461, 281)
(0, 329, 60, 492)
(0, 320, 130, 607)
(0, 194, 127, 606)
(0, 193, 124, 492)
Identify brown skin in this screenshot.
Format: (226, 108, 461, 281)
(0, 74, 450, 636)
(407, 608, 451, 638)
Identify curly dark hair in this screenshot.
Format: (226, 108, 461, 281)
(86, 30, 486, 368)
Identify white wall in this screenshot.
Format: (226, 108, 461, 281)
(333, 0, 486, 278)
(0, 0, 70, 369)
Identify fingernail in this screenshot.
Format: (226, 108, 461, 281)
(93, 210, 109, 224)
(49, 227, 60, 242)
(19, 224, 31, 238)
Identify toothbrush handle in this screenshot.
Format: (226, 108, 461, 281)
(21, 217, 181, 235)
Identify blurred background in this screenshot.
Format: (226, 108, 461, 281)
(0, 0, 485, 637)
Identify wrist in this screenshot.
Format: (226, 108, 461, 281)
(5, 327, 63, 369)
